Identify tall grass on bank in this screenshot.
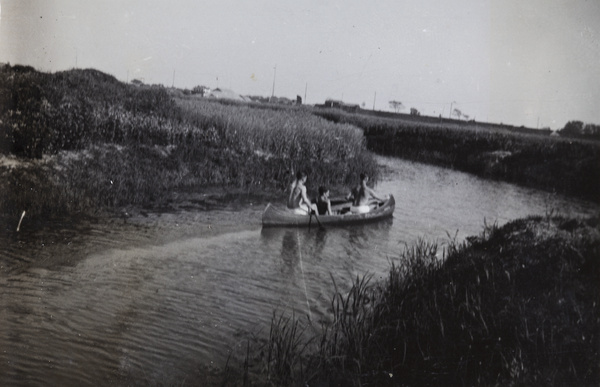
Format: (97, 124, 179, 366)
(245, 216, 599, 386)
(264, 312, 313, 385)
(314, 109, 600, 203)
(0, 65, 378, 218)
(0, 145, 184, 219)
(174, 97, 377, 190)
(0, 65, 179, 157)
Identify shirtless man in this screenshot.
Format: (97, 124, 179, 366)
(348, 173, 388, 214)
(287, 171, 317, 215)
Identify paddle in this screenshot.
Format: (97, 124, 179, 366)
(309, 210, 324, 230)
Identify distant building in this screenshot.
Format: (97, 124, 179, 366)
(207, 88, 248, 101)
(192, 85, 211, 96)
(315, 99, 360, 112)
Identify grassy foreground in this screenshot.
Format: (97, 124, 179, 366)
(236, 215, 599, 386)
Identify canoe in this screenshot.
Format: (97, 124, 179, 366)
(262, 195, 395, 228)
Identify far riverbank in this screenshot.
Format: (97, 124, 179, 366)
(312, 108, 600, 204)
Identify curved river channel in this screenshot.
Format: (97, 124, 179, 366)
(1, 156, 598, 385)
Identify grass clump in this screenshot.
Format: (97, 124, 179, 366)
(264, 312, 312, 385)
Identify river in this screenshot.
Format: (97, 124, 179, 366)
(1, 156, 598, 385)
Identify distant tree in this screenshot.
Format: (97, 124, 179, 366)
(583, 123, 600, 139)
(452, 108, 462, 119)
(559, 120, 584, 137)
(389, 100, 404, 113)
(410, 107, 420, 116)
(11, 64, 36, 73)
(131, 79, 144, 86)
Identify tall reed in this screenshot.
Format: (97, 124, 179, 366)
(263, 311, 312, 385)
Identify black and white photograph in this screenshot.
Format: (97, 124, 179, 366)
(1, 1, 599, 385)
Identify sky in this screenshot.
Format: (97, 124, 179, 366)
(1, 0, 599, 129)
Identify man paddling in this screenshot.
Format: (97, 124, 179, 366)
(288, 171, 317, 215)
(348, 173, 389, 214)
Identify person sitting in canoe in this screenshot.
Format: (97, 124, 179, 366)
(347, 173, 389, 214)
(316, 186, 332, 215)
(288, 171, 318, 215)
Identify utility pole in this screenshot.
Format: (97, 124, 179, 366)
(304, 83, 308, 103)
(270, 66, 277, 102)
(449, 101, 454, 119)
(172, 70, 176, 88)
(373, 91, 376, 110)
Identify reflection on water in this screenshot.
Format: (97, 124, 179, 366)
(1, 156, 599, 386)
(281, 231, 299, 271)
